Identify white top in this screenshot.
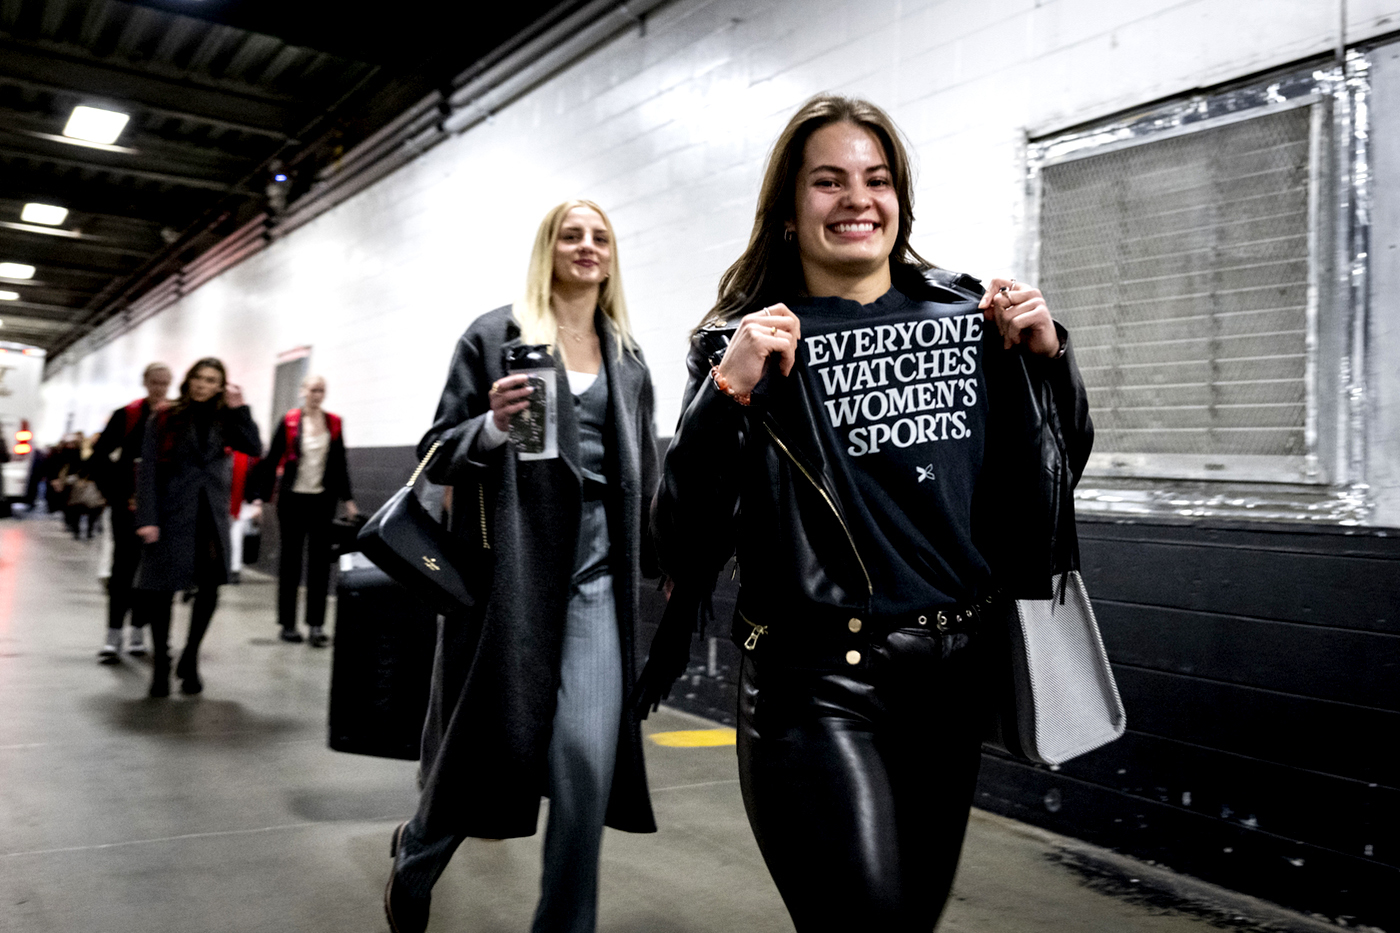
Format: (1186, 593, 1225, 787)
(291, 413, 330, 494)
(566, 370, 597, 394)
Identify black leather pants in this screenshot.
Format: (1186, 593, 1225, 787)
(737, 613, 988, 932)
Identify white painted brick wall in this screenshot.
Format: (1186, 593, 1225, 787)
(39, 0, 1400, 479)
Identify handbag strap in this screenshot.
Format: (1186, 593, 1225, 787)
(405, 441, 442, 488)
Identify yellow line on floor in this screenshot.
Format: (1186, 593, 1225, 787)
(648, 728, 737, 747)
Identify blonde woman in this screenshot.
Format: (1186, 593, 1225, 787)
(252, 374, 357, 646)
(384, 200, 659, 933)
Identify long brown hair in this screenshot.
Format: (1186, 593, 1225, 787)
(169, 357, 228, 415)
(154, 357, 228, 461)
(698, 95, 932, 331)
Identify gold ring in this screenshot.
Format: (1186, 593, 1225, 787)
(770, 326, 778, 336)
(491, 381, 500, 393)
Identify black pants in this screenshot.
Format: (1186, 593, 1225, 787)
(107, 506, 142, 631)
(737, 612, 989, 933)
(66, 504, 100, 538)
(277, 491, 336, 630)
(138, 501, 225, 678)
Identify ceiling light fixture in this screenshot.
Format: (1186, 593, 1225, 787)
(0, 263, 37, 280)
(21, 203, 69, 226)
(1, 222, 85, 239)
(63, 106, 131, 145)
(0, 291, 18, 300)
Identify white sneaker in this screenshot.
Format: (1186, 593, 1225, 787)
(127, 626, 147, 656)
(98, 630, 121, 662)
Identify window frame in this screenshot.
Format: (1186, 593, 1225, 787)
(1021, 58, 1371, 520)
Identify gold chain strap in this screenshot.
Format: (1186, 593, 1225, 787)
(405, 441, 442, 488)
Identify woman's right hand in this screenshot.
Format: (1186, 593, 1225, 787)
(715, 303, 802, 396)
(488, 374, 535, 433)
(137, 525, 160, 544)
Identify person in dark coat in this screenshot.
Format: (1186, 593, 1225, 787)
(252, 374, 357, 647)
(134, 358, 261, 698)
(90, 362, 172, 661)
(383, 200, 660, 933)
(642, 96, 1093, 932)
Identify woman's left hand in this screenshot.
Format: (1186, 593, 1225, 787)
(345, 500, 359, 519)
(977, 278, 1061, 357)
(224, 383, 245, 408)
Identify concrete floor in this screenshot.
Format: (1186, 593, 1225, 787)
(0, 513, 1350, 933)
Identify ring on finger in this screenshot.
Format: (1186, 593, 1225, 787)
(770, 325, 778, 336)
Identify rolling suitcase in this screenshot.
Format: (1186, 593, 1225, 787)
(328, 555, 437, 760)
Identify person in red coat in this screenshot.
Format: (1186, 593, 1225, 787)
(227, 450, 259, 583)
(252, 375, 356, 647)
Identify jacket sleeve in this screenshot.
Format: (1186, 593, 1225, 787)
(418, 327, 501, 485)
(332, 433, 354, 502)
(650, 338, 751, 582)
(635, 340, 750, 715)
(251, 421, 286, 501)
(87, 408, 126, 496)
(222, 405, 263, 458)
(636, 358, 661, 580)
(1028, 322, 1093, 487)
(134, 413, 160, 529)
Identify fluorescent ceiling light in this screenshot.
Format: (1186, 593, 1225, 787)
(1, 221, 84, 239)
(0, 291, 18, 301)
(63, 106, 130, 145)
(21, 203, 69, 226)
(0, 263, 37, 279)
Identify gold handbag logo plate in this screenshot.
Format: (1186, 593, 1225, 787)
(422, 556, 440, 571)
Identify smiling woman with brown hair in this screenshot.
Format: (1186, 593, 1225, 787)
(643, 95, 1094, 931)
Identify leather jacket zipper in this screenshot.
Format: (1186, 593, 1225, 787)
(740, 612, 769, 650)
(762, 421, 873, 596)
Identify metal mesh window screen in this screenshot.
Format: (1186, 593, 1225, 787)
(1039, 105, 1314, 470)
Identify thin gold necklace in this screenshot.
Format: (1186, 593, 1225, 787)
(557, 321, 593, 338)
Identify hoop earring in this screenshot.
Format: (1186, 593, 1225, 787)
(783, 229, 794, 243)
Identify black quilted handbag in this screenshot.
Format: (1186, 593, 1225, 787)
(356, 442, 477, 615)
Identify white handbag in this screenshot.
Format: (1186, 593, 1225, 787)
(989, 571, 1127, 766)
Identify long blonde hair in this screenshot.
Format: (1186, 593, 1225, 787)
(516, 199, 636, 362)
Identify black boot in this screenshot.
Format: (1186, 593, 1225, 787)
(384, 822, 430, 933)
(143, 592, 173, 698)
(178, 587, 216, 695)
(175, 650, 202, 695)
(149, 654, 171, 698)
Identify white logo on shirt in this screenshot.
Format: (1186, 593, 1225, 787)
(916, 464, 936, 483)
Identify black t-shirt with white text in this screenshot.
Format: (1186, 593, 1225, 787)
(792, 286, 993, 615)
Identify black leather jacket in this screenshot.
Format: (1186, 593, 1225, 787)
(642, 271, 1093, 692)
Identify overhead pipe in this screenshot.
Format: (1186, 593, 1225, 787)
(48, 0, 666, 371)
(275, 0, 664, 240)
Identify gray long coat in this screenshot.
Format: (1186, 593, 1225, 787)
(413, 306, 659, 840)
(133, 404, 262, 592)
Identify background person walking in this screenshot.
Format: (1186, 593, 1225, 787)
(134, 358, 261, 697)
(90, 362, 171, 662)
(252, 374, 356, 647)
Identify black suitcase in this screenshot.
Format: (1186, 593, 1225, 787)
(328, 562, 437, 760)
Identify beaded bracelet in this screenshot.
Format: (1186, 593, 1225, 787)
(710, 365, 751, 406)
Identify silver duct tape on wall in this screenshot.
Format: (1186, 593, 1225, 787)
(1024, 53, 1376, 524)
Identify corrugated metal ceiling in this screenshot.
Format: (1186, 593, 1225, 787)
(0, 0, 583, 353)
